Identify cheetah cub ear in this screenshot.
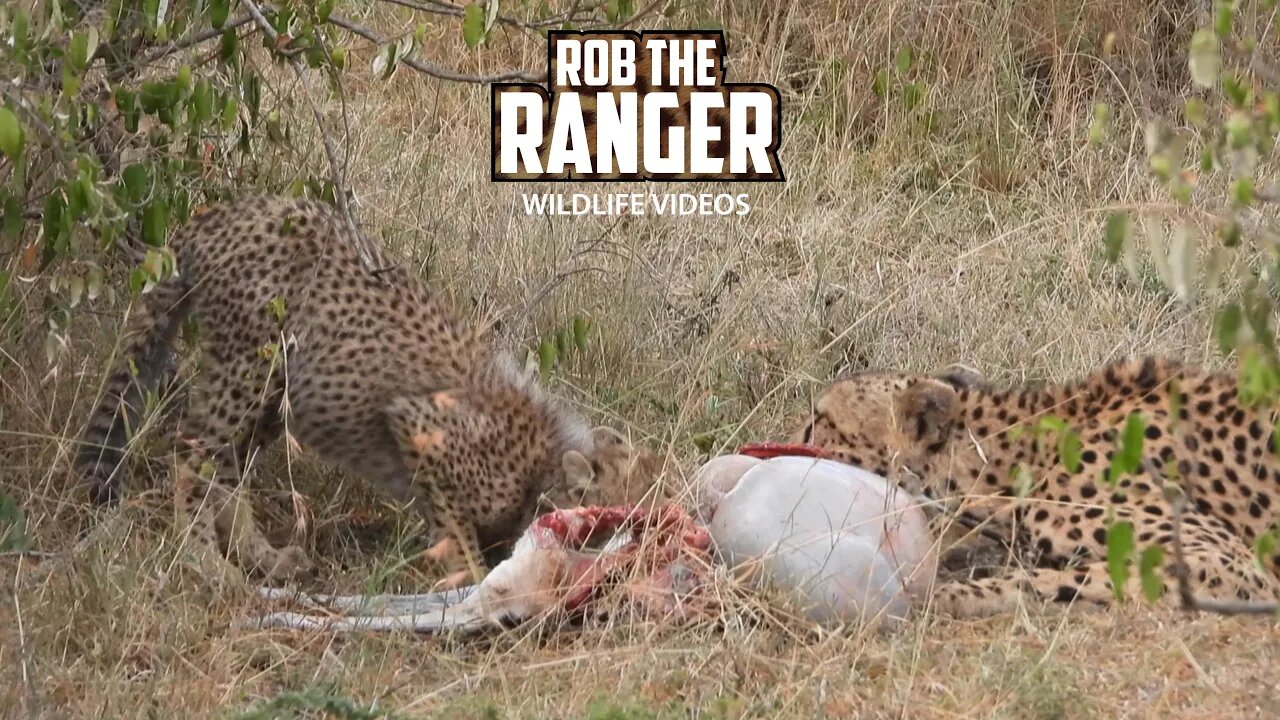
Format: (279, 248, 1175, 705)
(894, 379, 960, 449)
(561, 427, 629, 497)
(562, 451, 595, 496)
(590, 425, 627, 448)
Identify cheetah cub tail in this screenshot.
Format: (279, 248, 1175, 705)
(75, 275, 193, 506)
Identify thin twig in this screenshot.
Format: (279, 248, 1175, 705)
(328, 15, 541, 84)
(137, 14, 257, 66)
(617, 0, 672, 30)
(506, 217, 624, 333)
(0, 550, 55, 560)
(10, 554, 41, 719)
(378, 0, 599, 31)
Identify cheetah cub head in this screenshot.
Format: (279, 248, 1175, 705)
(555, 426, 667, 508)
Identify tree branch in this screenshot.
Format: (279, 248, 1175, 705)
(139, 14, 257, 66)
(239, 0, 381, 270)
(377, 0, 600, 31)
(327, 15, 541, 84)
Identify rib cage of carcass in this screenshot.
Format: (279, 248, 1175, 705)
(247, 503, 716, 634)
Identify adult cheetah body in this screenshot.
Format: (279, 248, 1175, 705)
(797, 356, 1280, 617)
(76, 195, 659, 583)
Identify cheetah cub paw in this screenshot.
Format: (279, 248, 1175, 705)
(264, 545, 316, 582)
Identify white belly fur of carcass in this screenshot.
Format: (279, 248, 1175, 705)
(694, 455, 939, 629)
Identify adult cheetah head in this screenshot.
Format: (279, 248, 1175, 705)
(794, 364, 985, 500)
(555, 426, 667, 509)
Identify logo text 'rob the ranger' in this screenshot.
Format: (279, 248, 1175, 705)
(491, 31, 784, 182)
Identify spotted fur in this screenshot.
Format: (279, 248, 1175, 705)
(795, 356, 1280, 617)
(75, 195, 662, 583)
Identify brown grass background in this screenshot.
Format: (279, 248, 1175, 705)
(3, 0, 1280, 717)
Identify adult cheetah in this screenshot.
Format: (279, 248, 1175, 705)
(795, 356, 1280, 618)
(75, 195, 662, 587)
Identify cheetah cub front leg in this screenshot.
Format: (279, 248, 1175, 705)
(385, 393, 488, 589)
(173, 443, 316, 585)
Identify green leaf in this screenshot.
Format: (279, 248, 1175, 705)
(0, 107, 25, 161)
(122, 164, 150, 206)
(0, 492, 29, 552)
(1223, 74, 1249, 108)
(1184, 97, 1208, 128)
(1232, 178, 1255, 206)
(1102, 211, 1129, 262)
(1218, 301, 1239, 353)
(1138, 545, 1165, 602)
(1219, 219, 1241, 248)
(142, 199, 169, 246)
(1214, 1, 1234, 37)
(1169, 224, 1196, 302)
(572, 314, 589, 353)
(871, 70, 889, 100)
(1011, 465, 1034, 498)
(1188, 29, 1221, 88)
(140, 80, 177, 113)
(68, 27, 98, 69)
(463, 3, 486, 48)
(221, 97, 239, 130)
(41, 193, 67, 267)
(267, 296, 286, 323)
(210, 0, 230, 28)
(1106, 413, 1145, 485)
(220, 27, 239, 61)
(537, 338, 557, 376)
(10, 11, 29, 64)
(243, 72, 261, 121)
(691, 431, 717, 454)
(894, 47, 912, 74)
(61, 65, 82, 99)
(191, 79, 213, 124)
(554, 327, 569, 357)
(372, 44, 397, 80)
(1059, 428, 1082, 473)
(86, 266, 103, 301)
(128, 267, 149, 295)
(115, 88, 140, 132)
(1254, 529, 1276, 569)
(1088, 103, 1111, 144)
(1106, 520, 1135, 602)
(1226, 111, 1253, 148)
(901, 82, 924, 111)
(2, 193, 21, 239)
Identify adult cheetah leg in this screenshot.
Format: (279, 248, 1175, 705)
(173, 355, 312, 583)
(928, 562, 1128, 618)
(929, 522, 1280, 618)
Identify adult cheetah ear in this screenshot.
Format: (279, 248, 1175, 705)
(562, 451, 596, 495)
(934, 363, 984, 390)
(894, 379, 960, 449)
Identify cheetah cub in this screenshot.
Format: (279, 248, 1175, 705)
(76, 195, 663, 587)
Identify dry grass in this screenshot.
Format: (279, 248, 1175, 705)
(4, 0, 1280, 717)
